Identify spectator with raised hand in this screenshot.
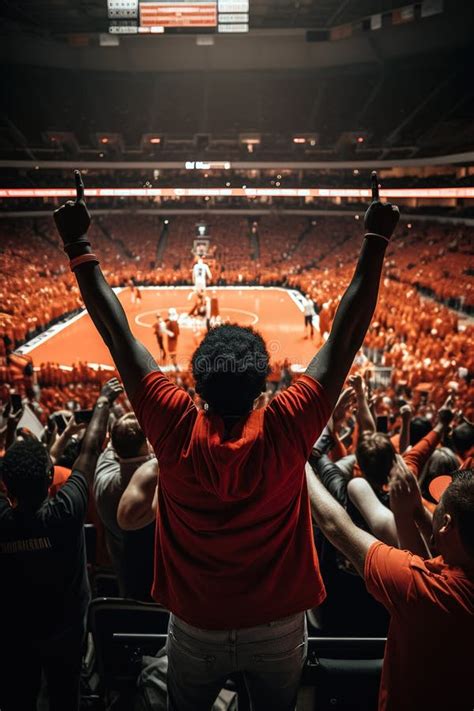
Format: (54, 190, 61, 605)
(49, 411, 86, 465)
(349, 372, 376, 435)
(306, 465, 474, 711)
(310, 386, 355, 467)
(349, 393, 455, 497)
(1, 398, 24, 453)
(93, 412, 155, 597)
(389, 457, 432, 557)
(398, 403, 412, 454)
(0, 377, 122, 711)
(54, 171, 398, 710)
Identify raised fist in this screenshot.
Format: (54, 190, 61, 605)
(364, 171, 400, 240)
(53, 171, 91, 248)
(99, 377, 124, 405)
(438, 395, 455, 428)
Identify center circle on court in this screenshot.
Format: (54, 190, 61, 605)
(135, 307, 259, 329)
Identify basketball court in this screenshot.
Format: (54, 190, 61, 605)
(18, 287, 322, 372)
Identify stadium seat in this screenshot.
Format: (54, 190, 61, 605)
(88, 598, 252, 710)
(300, 637, 386, 710)
(87, 597, 170, 705)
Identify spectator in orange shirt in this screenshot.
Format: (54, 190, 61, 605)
(306, 465, 474, 711)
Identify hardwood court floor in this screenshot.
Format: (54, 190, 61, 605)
(24, 287, 322, 371)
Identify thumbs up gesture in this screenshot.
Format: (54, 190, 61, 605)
(53, 171, 91, 253)
(364, 171, 400, 241)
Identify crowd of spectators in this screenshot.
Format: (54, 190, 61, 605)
(1, 341, 473, 708)
(1, 214, 472, 421)
(0, 198, 473, 709)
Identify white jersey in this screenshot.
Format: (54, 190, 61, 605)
(303, 299, 316, 317)
(193, 262, 211, 288)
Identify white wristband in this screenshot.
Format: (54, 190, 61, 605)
(364, 232, 390, 243)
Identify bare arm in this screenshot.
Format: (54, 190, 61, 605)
(73, 379, 123, 487)
(306, 174, 399, 409)
(398, 404, 412, 454)
(306, 462, 377, 577)
(74, 265, 158, 399)
(389, 457, 432, 557)
(347, 477, 398, 546)
(117, 457, 159, 531)
(349, 374, 376, 434)
(49, 417, 86, 465)
(53, 172, 158, 400)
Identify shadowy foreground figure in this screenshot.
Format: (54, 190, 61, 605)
(306, 462, 474, 711)
(0, 378, 123, 711)
(53, 171, 398, 710)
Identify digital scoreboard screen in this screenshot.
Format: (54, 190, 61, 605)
(140, 2, 217, 29)
(108, 0, 248, 32)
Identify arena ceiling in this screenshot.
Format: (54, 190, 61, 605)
(0, 0, 429, 35)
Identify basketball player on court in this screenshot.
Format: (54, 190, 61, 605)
(165, 308, 180, 371)
(130, 282, 142, 308)
(188, 290, 206, 318)
(192, 257, 212, 293)
(153, 314, 167, 362)
(303, 294, 316, 339)
(205, 289, 220, 331)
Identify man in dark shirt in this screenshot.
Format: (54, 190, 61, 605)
(0, 378, 123, 711)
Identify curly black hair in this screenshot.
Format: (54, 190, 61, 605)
(1, 439, 52, 504)
(191, 324, 270, 416)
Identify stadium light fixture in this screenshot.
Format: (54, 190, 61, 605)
(3, 188, 474, 199)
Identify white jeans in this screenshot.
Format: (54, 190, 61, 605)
(166, 612, 307, 711)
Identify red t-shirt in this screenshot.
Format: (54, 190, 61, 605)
(132, 371, 330, 629)
(365, 542, 474, 711)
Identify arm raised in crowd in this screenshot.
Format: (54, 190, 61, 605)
(347, 477, 398, 546)
(73, 378, 123, 485)
(53, 172, 158, 400)
(306, 463, 376, 577)
(389, 457, 432, 558)
(404, 395, 455, 476)
(398, 403, 412, 454)
(117, 457, 159, 531)
(49, 415, 86, 465)
(306, 172, 399, 410)
(349, 373, 376, 435)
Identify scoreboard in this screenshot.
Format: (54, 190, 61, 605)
(108, 0, 249, 33)
(140, 2, 217, 29)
